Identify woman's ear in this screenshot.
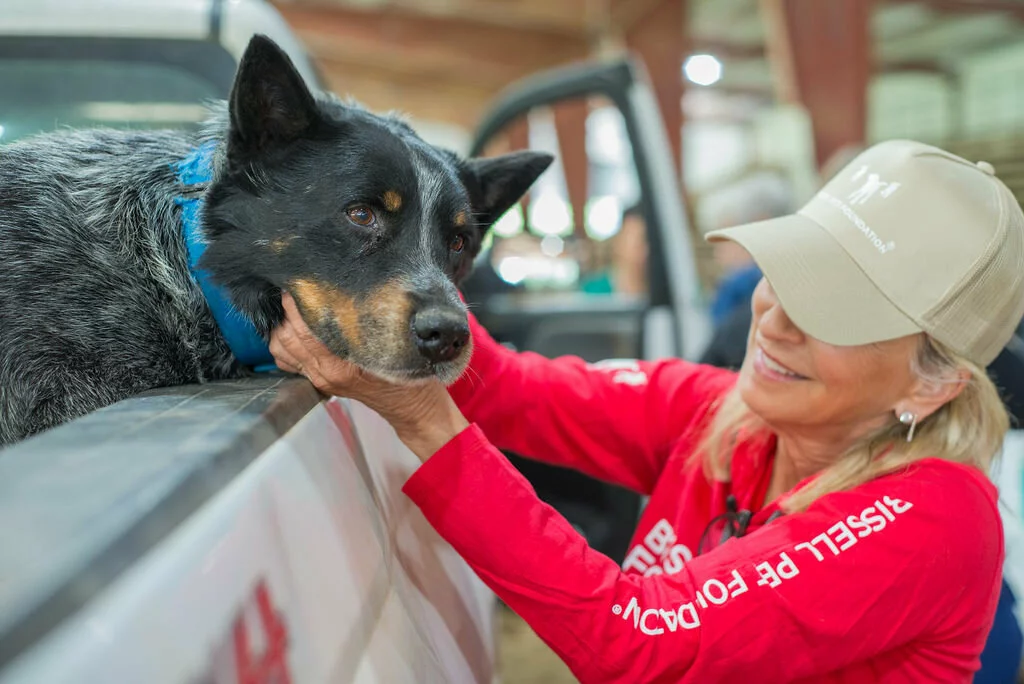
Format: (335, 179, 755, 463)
(900, 368, 971, 421)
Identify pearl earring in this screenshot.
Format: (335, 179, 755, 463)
(898, 411, 917, 443)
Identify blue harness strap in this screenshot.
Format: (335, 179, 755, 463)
(174, 142, 276, 372)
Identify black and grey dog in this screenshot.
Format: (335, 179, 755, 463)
(0, 35, 551, 445)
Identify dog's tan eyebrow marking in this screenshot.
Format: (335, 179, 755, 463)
(255, 236, 299, 253)
(382, 190, 403, 212)
(268, 237, 294, 253)
(454, 210, 467, 227)
(290, 278, 361, 347)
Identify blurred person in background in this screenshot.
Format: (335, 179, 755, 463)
(700, 172, 795, 369)
(704, 171, 794, 329)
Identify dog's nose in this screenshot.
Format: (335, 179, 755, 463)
(411, 309, 469, 364)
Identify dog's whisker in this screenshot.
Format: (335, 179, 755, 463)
(463, 364, 484, 390)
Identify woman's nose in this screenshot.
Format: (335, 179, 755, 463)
(753, 280, 804, 343)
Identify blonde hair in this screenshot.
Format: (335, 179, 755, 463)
(696, 337, 1008, 513)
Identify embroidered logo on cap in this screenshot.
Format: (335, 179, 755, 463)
(848, 165, 901, 205)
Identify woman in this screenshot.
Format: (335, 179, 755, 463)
(271, 140, 1023, 682)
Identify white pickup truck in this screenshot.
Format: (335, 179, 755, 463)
(0, 2, 710, 682)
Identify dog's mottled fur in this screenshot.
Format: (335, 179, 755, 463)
(0, 36, 551, 444)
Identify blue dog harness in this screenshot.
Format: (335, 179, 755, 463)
(175, 142, 276, 372)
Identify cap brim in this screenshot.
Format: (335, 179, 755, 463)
(706, 214, 921, 347)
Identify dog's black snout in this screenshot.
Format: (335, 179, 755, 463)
(412, 309, 469, 363)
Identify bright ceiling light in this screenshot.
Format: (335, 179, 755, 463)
(684, 54, 723, 86)
(540, 234, 564, 257)
(493, 204, 524, 238)
(498, 256, 530, 285)
(586, 195, 622, 241)
(529, 190, 573, 237)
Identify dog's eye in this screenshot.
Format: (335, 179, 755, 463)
(346, 205, 376, 227)
(449, 234, 467, 253)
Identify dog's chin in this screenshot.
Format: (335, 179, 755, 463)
(359, 356, 469, 387)
(429, 358, 469, 386)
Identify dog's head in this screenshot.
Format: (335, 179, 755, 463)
(201, 35, 552, 383)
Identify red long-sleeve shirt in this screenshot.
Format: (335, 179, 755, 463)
(401, 315, 1004, 683)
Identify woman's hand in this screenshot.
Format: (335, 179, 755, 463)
(269, 292, 468, 461)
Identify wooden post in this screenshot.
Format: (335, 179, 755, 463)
(762, 0, 872, 168)
(624, 0, 686, 178)
(553, 99, 590, 237)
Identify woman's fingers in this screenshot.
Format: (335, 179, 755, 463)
(281, 290, 302, 323)
(269, 313, 308, 373)
(273, 295, 326, 368)
(268, 330, 301, 374)
(281, 293, 325, 350)
(270, 293, 363, 396)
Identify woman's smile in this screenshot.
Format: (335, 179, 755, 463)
(753, 345, 809, 381)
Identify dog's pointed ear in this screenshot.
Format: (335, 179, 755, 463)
(461, 151, 554, 230)
(228, 35, 319, 155)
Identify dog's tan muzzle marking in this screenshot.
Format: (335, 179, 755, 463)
(290, 278, 362, 347)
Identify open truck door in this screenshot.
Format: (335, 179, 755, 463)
(462, 57, 710, 564)
(467, 57, 709, 363)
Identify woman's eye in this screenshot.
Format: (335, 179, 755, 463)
(449, 234, 467, 253)
(346, 205, 376, 227)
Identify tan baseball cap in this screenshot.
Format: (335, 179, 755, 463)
(706, 140, 1024, 366)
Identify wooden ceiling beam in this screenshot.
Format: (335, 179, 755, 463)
(275, 4, 595, 127)
(610, 0, 675, 34)
(316, 64, 493, 128)
(877, 58, 954, 76)
(892, 0, 1024, 20)
(276, 4, 593, 105)
(273, 0, 593, 35)
(690, 39, 765, 60)
(710, 82, 774, 96)
(298, 30, 532, 90)
(626, 0, 687, 178)
(275, 4, 591, 72)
